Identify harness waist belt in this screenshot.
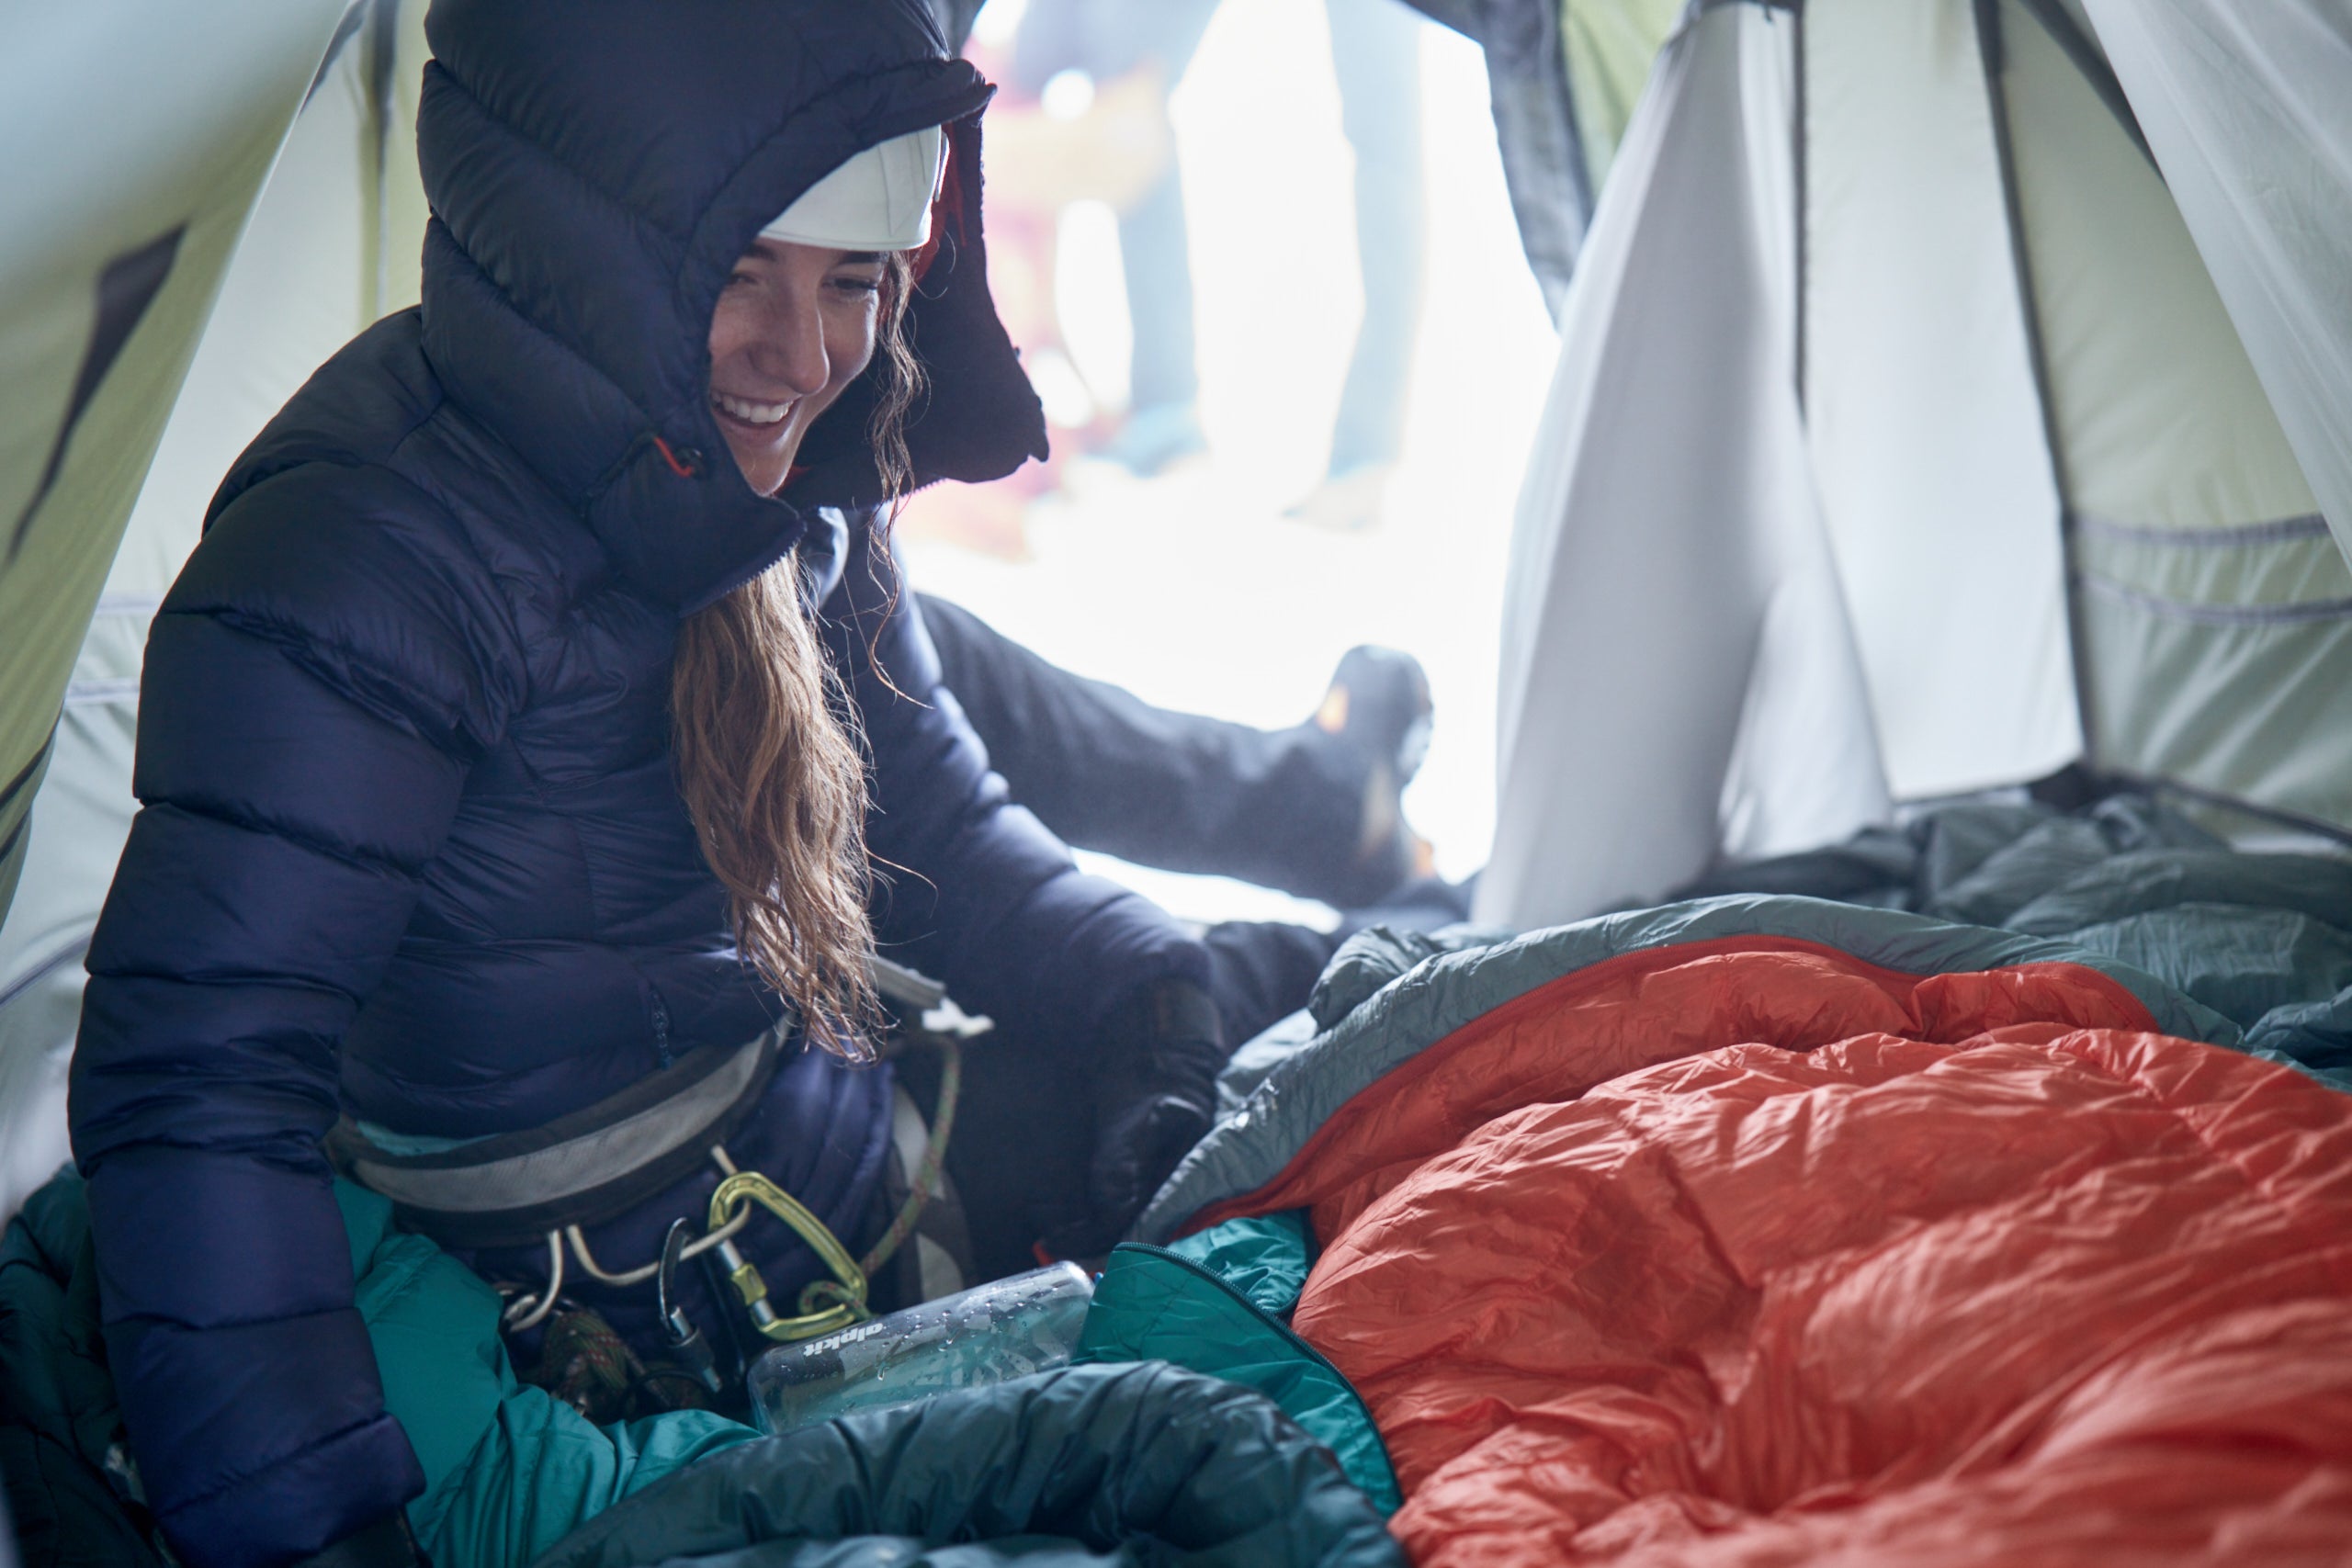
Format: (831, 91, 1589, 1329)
(326, 1029, 783, 1250)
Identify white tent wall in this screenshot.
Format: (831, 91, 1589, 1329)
(1486, 0, 2352, 933)
(1802, 0, 2081, 801)
(115, 2, 431, 603)
(1476, 1, 1890, 930)
(0, 610, 138, 1226)
(2080, 1, 2352, 579)
(1992, 0, 2352, 837)
(0, 4, 431, 1225)
(0, 4, 355, 923)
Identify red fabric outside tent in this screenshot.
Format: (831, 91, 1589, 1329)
(1198, 939, 2352, 1565)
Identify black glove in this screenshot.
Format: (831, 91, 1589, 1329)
(288, 1514, 430, 1568)
(1050, 979, 1227, 1258)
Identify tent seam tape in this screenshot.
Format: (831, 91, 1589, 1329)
(1972, 0, 2097, 765)
(2073, 513, 2334, 549)
(0, 931, 95, 1015)
(63, 676, 141, 708)
(2074, 571, 2352, 626)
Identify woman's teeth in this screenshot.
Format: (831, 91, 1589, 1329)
(714, 390, 794, 427)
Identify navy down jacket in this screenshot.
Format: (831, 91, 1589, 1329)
(66, 4, 1208, 1565)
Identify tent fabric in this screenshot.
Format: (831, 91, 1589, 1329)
(0, 3, 350, 919)
(1802, 0, 2080, 801)
(1476, 1, 1888, 931)
(1191, 947, 2352, 1565)
(109, 2, 432, 607)
(1483, 0, 2352, 888)
(1395, 0, 1593, 320)
(1996, 3, 2315, 536)
(2078, 0, 2352, 576)
(0, 604, 142, 1230)
(1396, 0, 1686, 319)
(1558, 0, 1688, 201)
(1985, 0, 2352, 834)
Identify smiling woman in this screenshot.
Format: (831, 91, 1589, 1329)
(57, 5, 1238, 1565)
(673, 136, 938, 1065)
(707, 244, 888, 497)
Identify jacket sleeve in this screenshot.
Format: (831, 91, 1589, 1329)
(817, 528, 1210, 1047)
(68, 465, 520, 1568)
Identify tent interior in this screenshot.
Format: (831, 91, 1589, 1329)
(1477, 0, 2352, 928)
(3, 0, 2350, 1562)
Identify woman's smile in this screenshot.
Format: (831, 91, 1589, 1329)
(712, 388, 801, 431)
(706, 239, 883, 494)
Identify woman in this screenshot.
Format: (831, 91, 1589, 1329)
(67, 4, 1227, 1565)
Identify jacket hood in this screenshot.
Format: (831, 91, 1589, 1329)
(415, 0, 1047, 612)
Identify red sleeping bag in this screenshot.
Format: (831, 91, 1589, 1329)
(1193, 938, 2352, 1564)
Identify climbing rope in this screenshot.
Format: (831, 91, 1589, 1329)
(854, 1032, 963, 1282)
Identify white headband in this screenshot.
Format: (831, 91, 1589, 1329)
(759, 126, 944, 252)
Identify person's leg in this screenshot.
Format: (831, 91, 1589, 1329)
(1322, 0, 1425, 480)
(919, 592, 1398, 905)
(1106, 156, 1207, 471)
(1092, 0, 1220, 472)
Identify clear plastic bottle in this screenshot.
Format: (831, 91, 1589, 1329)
(745, 1262, 1095, 1433)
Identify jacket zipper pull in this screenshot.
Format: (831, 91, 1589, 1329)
(650, 991, 673, 1067)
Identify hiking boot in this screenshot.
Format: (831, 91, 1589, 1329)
(1311, 646, 1435, 907)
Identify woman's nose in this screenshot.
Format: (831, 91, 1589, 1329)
(751, 294, 831, 398)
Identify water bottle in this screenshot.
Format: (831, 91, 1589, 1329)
(745, 1262, 1095, 1433)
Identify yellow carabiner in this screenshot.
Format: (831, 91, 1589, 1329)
(707, 1168, 871, 1341)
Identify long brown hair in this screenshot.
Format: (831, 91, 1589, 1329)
(672, 253, 923, 1062)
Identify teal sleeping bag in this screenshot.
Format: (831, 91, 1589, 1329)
(0, 1169, 757, 1568)
(1075, 1213, 1401, 1517)
(1, 1174, 1400, 1568)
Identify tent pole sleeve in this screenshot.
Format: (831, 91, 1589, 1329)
(1972, 0, 2096, 773)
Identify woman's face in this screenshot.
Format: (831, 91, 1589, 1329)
(707, 241, 888, 496)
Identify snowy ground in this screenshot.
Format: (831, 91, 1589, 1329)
(902, 0, 1560, 928)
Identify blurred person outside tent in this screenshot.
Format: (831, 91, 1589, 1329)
(1003, 0, 1428, 524)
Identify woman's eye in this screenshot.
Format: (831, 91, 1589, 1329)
(831, 275, 884, 298)
(725, 270, 758, 289)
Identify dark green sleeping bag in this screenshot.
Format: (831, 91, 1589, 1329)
(528, 1360, 1403, 1568)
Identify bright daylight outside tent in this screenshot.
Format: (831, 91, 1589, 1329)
(1478, 0, 2352, 930)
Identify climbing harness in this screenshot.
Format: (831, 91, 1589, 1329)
(330, 955, 982, 1350)
(496, 1038, 964, 1342)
